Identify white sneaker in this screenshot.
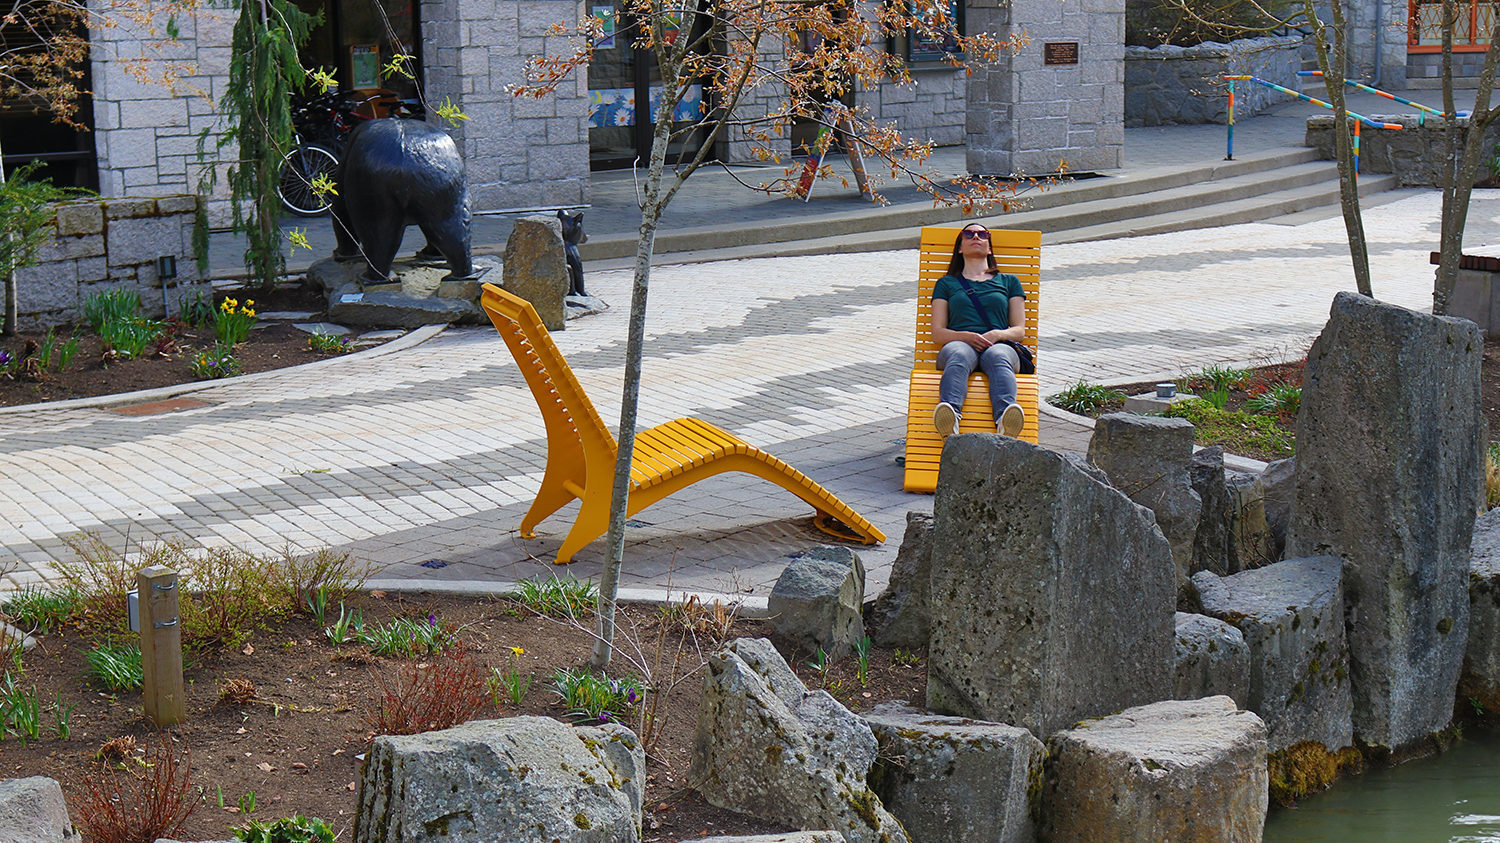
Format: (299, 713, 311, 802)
(999, 402, 1025, 437)
(933, 402, 960, 437)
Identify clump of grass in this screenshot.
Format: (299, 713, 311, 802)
(83, 289, 165, 360)
(1, 586, 83, 633)
(1048, 380, 1126, 416)
(551, 667, 644, 724)
(359, 614, 457, 658)
(87, 643, 143, 692)
(1187, 363, 1251, 392)
(1164, 398, 1294, 461)
(509, 574, 598, 618)
(1245, 382, 1302, 419)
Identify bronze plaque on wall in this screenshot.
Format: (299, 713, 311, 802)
(1043, 42, 1079, 65)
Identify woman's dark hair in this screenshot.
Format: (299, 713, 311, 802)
(947, 225, 999, 276)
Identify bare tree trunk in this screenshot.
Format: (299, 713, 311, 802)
(1434, 3, 1500, 314)
(593, 49, 680, 670)
(1308, 0, 1374, 297)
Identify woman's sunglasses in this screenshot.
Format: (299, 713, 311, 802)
(961, 229, 990, 241)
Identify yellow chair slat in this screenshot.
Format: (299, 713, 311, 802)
(481, 284, 885, 563)
(904, 228, 1041, 493)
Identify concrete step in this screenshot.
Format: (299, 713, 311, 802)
(1048, 173, 1399, 243)
(577, 146, 1321, 262)
(588, 167, 1398, 271)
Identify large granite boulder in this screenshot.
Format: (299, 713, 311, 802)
(1088, 413, 1203, 587)
(864, 702, 1044, 842)
(1288, 292, 1483, 752)
(1226, 470, 1276, 571)
(864, 513, 933, 648)
(1193, 557, 1352, 753)
(502, 215, 569, 331)
(1174, 612, 1250, 706)
(1260, 457, 1295, 561)
(927, 435, 1175, 736)
(354, 716, 644, 842)
(0, 777, 78, 842)
(1039, 697, 1268, 843)
(768, 546, 865, 659)
(1190, 447, 1233, 576)
(690, 638, 908, 842)
(1462, 507, 1500, 710)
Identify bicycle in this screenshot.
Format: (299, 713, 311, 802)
(277, 90, 425, 217)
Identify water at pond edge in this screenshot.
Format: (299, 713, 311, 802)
(1265, 726, 1500, 841)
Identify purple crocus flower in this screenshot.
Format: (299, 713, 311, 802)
(428, 613, 437, 627)
(0, 350, 11, 365)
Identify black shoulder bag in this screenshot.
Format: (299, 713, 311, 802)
(956, 276, 1035, 375)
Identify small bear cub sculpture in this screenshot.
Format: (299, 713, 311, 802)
(558, 209, 588, 297)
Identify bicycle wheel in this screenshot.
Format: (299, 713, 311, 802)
(277, 143, 340, 217)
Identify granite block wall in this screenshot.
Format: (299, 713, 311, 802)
(1126, 35, 1303, 126)
(967, 0, 1124, 176)
(419, 0, 590, 210)
(13, 196, 208, 330)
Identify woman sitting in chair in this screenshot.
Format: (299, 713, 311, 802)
(931, 223, 1027, 438)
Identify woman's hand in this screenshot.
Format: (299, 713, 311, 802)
(966, 331, 995, 351)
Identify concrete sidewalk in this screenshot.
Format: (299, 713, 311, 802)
(208, 80, 1448, 278)
(5, 185, 1492, 599)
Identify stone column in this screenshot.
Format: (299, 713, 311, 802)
(965, 0, 1123, 175)
(420, 0, 590, 211)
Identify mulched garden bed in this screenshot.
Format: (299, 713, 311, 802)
(0, 590, 925, 842)
(1061, 339, 1500, 461)
(0, 284, 371, 408)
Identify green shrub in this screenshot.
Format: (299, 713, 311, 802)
(0, 163, 90, 282)
(235, 815, 336, 843)
(1048, 380, 1127, 416)
(1164, 398, 1294, 460)
(190, 344, 241, 379)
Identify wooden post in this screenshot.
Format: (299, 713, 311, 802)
(137, 565, 185, 727)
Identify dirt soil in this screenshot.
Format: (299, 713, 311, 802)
(0, 593, 926, 842)
(0, 285, 368, 408)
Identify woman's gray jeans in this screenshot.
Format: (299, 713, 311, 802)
(936, 340, 1020, 425)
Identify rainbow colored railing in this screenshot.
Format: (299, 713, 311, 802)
(1295, 71, 1450, 125)
(1224, 75, 1405, 175)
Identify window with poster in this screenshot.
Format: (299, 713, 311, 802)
(585, 2, 716, 169)
(892, 0, 962, 63)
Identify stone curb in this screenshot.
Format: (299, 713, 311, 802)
(363, 578, 773, 619)
(1038, 351, 1309, 474)
(0, 324, 446, 416)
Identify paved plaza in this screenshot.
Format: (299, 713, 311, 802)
(3, 186, 1493, 599)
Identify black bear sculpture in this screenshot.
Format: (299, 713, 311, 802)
(558, 209, 587, 297)
(331, 119, 474, 284)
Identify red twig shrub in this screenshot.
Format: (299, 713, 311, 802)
(68, 732, 194, 843)
(364, 651, 491, 736)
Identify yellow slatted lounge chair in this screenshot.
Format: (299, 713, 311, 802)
(481, 284, 886, 564)
(904, 227, 1041, 493)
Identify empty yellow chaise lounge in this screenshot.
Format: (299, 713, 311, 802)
(481, 284, 886, 564)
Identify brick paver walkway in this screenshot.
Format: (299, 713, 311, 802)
(4, 188, 1495, 598)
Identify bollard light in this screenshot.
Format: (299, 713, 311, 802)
(156, 255, 177, 279)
